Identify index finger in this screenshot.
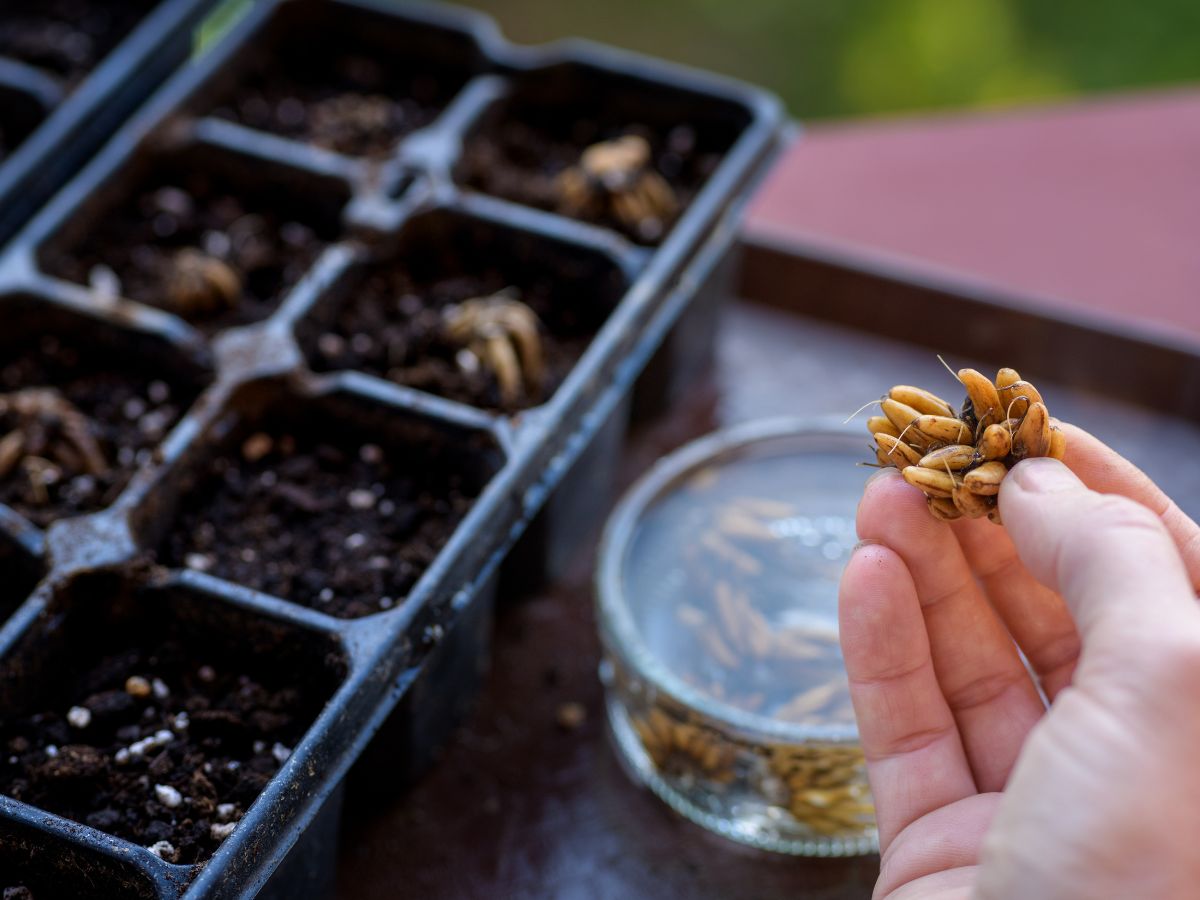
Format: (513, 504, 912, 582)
(1000, 459, 1198, 656)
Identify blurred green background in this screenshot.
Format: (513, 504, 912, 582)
(453, 0, 1200, 119)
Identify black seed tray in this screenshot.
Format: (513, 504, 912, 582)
(0, 0, 219, 249)
(0, 1, 784, 896)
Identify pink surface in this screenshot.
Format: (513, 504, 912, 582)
(745, 88, 1200, 337)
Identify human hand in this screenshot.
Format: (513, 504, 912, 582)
(839, 423, 1200, 899)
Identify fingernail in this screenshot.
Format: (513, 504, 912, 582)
(1008, 457, 1079, 493)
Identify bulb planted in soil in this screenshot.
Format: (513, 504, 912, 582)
(297, 219, 623, 414)
(459, 102, 730, 245)
(0, 335, 193, 526)
(43, 158, 340, 335)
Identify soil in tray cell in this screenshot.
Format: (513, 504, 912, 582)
(0, 0, 157, 89)
(160, 412, 487, 619)
(210, 33, 472, 159)
(0, 582, 340, 866)
(0, 334, 196, 527)
(0, 86, 48, 163)
(457, 77, 745, 245)
(298, 216, 625, 414)
(0, 539, 40, 623)
(0, 822, 158, 900)
(42, 151, 345, 336)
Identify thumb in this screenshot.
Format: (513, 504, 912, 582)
(999, 458, 1198, 656)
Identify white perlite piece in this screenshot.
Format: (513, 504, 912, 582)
(185, 552, 214, 572)
(155, 784, 183, 809)
(346, 488, 376, 510)
(271, 743, 291, 764)
(210, 821, 237, 841)
(216, 802, 237, 822)
(66, 706, 92, 729)
(147, 840, 176, 861)
(151, 678, 170, 700)
(127, 729, 174, 759)
(88, 264, 122, 303)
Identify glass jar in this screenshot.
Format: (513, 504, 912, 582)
(596, 418, 878, 856)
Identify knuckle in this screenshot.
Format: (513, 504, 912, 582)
(942, 668, 1025, 713)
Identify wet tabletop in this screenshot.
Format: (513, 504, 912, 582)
(336, 297, 1200, 899)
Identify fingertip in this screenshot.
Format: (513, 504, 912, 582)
(841, 540, 901, 594)
(839, 542, 898, 626)
(858, 468, 930, 538)
(861, 466, 904, 505)
(839, 542, 919, 665)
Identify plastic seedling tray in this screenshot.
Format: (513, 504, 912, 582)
(0, 1, 785, 896)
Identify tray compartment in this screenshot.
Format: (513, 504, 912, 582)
(0, 572, 348, 869)
(198, 0, 490, 162)
(0, 811, 162, 899)
(36, 141, 351, 338)
(454, 60, 753, 246)
(0, 292, 212, 528)
(144, 381, 505, 620)
(296, 206, 629, 415)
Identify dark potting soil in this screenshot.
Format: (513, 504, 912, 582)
(0, 628, 327, 866)
(0, 0, 156, 89)
(459, 119, 723, 245)
(0, 540, 40, 622)
(160, 422, 480, 619)
(42, 164, 336, 336)
(0, 87, 46, 163)
(211, 46, 469, 159)
(0, 334, 192, 527)
(300, 259, 614, 415)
